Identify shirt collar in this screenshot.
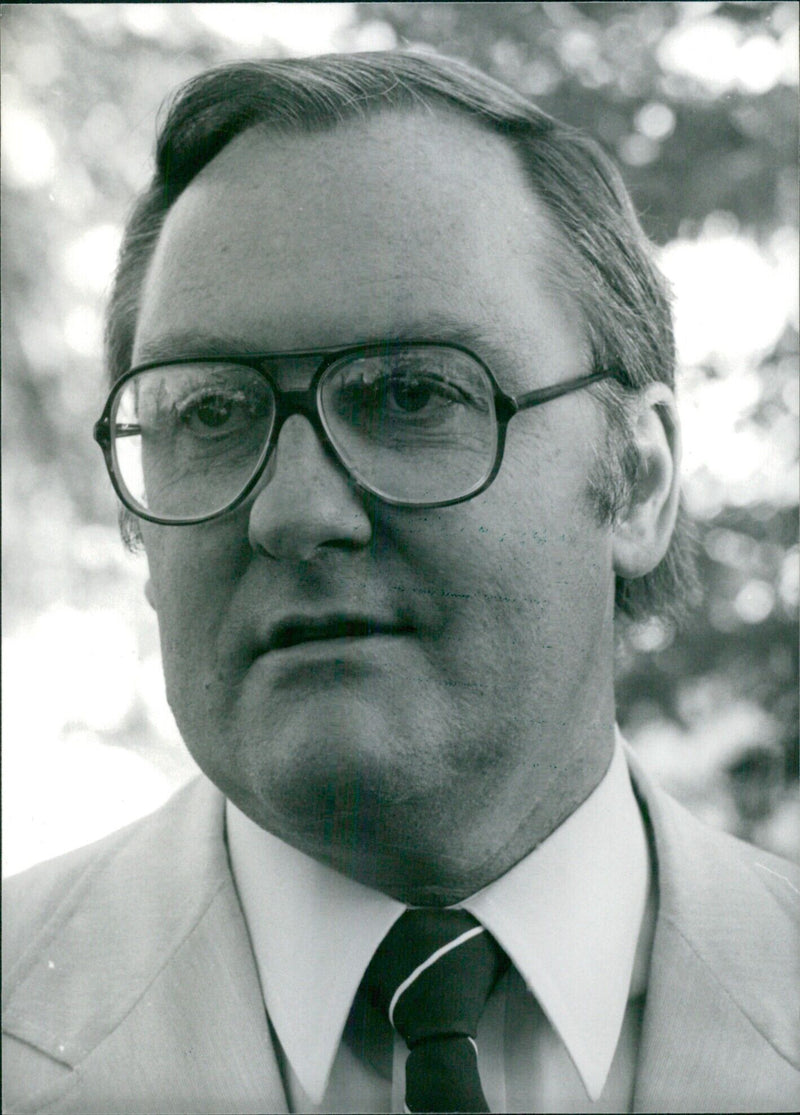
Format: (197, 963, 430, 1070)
(227, 730, 650, 1103)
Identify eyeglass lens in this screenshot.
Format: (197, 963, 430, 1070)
(110, 346, 500, 520)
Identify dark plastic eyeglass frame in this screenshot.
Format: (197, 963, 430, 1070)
(93, 340, 612, 525)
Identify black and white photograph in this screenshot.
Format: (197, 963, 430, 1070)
(2, 4, 798, 1112)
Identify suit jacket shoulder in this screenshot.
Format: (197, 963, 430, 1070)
(2, 778, 288, 1115)
(627, 753, 800, 1113)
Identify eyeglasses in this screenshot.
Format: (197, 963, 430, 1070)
(93, 341, 611, 525)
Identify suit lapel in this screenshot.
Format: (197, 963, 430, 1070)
(3, 779, 289, 1114)
(628, 755, 800, 1113)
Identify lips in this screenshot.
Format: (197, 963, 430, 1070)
(265, 615, 414, 653)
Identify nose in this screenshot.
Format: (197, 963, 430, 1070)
(247, 414, 372, 561)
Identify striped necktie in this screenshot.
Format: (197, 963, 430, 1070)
(364, 909, 508, 1113)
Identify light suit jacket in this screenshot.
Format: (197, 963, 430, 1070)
(3, 756, 799, 1114)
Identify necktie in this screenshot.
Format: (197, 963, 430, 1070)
(364, 909, 508, 1113)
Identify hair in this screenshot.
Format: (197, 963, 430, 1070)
(105, 50, 697, 623)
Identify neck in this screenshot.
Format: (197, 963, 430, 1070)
(293, 721, 617, 905)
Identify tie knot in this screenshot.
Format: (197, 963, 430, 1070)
(365, 909, 508, 1048)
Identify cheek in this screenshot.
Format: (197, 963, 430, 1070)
(434, 465, 613, 656)
(143, 524, 245, 658)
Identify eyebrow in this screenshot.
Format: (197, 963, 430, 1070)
(133, 329, 255, 365)
(393, 317, 517, 365)
(390, 317, 546, 387)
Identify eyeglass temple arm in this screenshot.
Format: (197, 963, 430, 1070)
(510, 370, 612, 415)
(94, 418, 141, 448)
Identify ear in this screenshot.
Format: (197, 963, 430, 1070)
(144, 578, 157, 611)
(612, 382, 681, 579)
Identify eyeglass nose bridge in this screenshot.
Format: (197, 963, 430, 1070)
(255, 383, 362, 496)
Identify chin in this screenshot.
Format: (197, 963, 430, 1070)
(222, 720, 414, 839)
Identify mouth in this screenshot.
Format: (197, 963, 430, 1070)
(265, 616, 414, 653)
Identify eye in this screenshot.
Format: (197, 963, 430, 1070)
(387, 374, 440, 413)
(333, 368, 477, 423)
(320, 349, 494, 454)
(178, 388, 263, 438)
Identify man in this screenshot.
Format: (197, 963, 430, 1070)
(3, 52, 798, 1114)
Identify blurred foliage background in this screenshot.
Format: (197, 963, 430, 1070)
(2, 2, 798, 874)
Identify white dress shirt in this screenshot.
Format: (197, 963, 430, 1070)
(227, 732, 655, 1113)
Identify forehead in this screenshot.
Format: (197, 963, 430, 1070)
(133, 108, 586, 380)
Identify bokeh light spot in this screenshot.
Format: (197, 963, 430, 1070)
(559, 28, 599, 69)
(191, 3, 355, 53)
(733, 580, 776, 624)
(348, 20, 397, 52)
(635, 101, 676, 140)
(63, 224, 122, 295)
(660, 230, 792, 368)
(737, 34, 785, 94)
(63, 304, 103, 358)
(618, 134, 660, 166)
(1, 104, 57, 189)
(628, 617, 675, 653)
(121, 3, 170, 38)
(657, 16, 741, 91)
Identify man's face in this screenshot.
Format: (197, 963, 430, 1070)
(135, 110, 617, 903)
